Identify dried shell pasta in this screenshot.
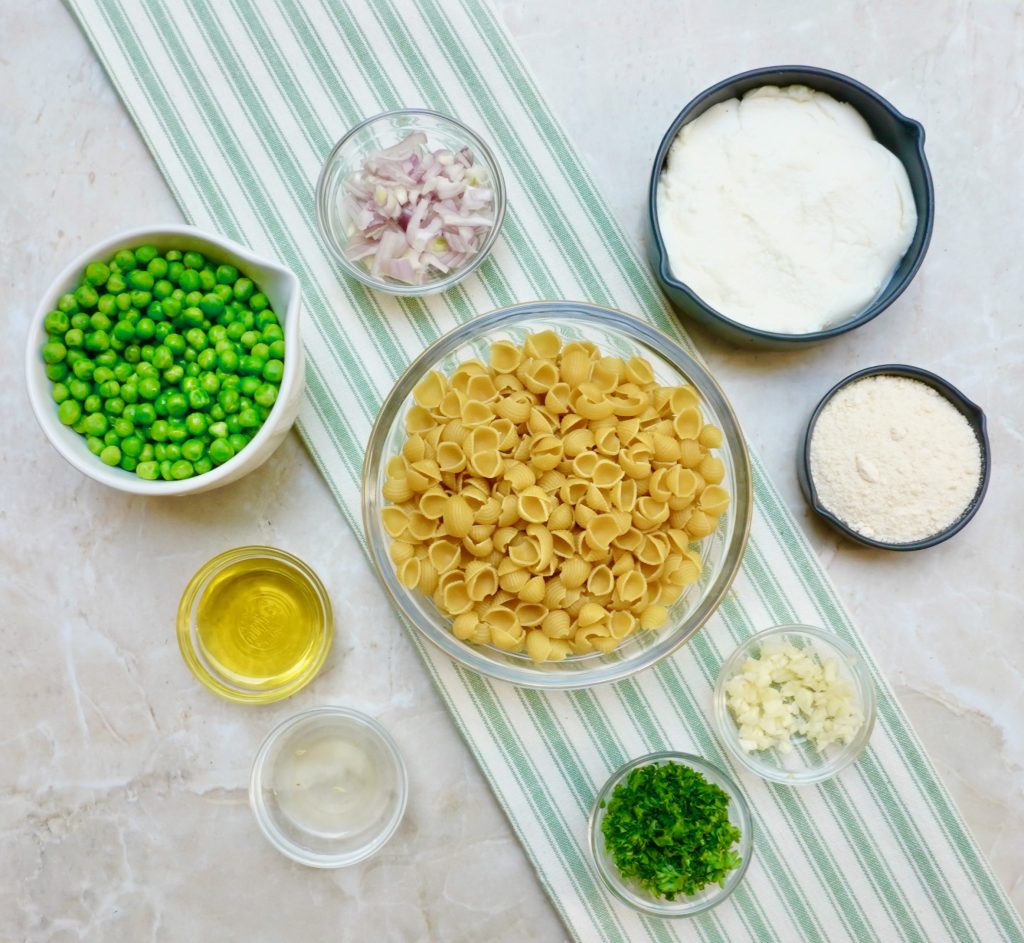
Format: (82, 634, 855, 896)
(381, 334, 729, 660)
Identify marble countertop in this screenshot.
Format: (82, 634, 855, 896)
(2, 0, 1021, 939)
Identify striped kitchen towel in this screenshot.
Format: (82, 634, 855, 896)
(66, 1, 1023, 940)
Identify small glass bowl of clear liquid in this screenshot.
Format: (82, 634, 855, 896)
(249, 706, 408, 868)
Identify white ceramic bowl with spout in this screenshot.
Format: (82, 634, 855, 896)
(26, 224, 304, 495)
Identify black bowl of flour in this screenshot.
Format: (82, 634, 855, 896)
(800, 365, 991, 551)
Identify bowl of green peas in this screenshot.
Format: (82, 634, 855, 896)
(26, 224, 304, 495)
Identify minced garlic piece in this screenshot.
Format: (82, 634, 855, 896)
(724, 640, 863, 753)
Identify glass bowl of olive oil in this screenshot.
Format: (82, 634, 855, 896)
(177, 546, 333, 704)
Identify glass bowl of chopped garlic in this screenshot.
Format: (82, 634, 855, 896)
(712, 625, 877, 785)
(362, 301, 752, 689)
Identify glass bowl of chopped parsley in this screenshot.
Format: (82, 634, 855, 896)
(589, 751, 752, 917)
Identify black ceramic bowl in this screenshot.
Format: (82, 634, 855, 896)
(799, 365, 990, 550)
(649, 66, 934, 349)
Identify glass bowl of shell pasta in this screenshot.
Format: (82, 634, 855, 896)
(362, 302, 753, 689)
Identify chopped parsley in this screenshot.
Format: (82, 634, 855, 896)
(600, 760, 742, 900)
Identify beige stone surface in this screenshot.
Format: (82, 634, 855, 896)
(1, 0, 1020, 939)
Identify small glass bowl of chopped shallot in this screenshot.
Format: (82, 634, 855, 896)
(316, 109, 506, 296)
(712, 625, 877, 785)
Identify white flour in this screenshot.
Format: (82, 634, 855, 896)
(809, 376, 982, 543)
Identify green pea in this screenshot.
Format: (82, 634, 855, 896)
(95, 350, 117, 367)
(124, 345, 142, 365)
(42, 342, 67, 364)
(130, 290, 152, 309)
(185, 328, 208, 351)
(170, 459, 193, 480)
(52, 382, 70, 404)
(209, 437, 235, 465)
(135, 361, 158, 380)
(44, 310, 70, 335)
(188, 388, 211, 411)
(227, 433, 249, 453)
(166, 392, 188, 417)
(239, 330, 259, 350)
(249, 292, 268, 313)
(197, 348, 218, 371)
(147, 257, 169, 278)
(134, 403, 157, 427)
(225, 321, 246, 342)
(114, 249, 136, 271)
(262, 323, 284, 343)
(127, 270, 153, 291)
(167, 261, 184, 284)
(153, 278, 173, 300)
(69, 379, 91, 401)
(137, 461, 160, 481)
(97, 380, 120, 399)
(64, 328, 85, 349)
(154, 443, 167, 461)
(103, 430, 121, 447)
(233, 277, 254, 301)
(112, 417, 134, 437)
(218, 389, 240, 414)
(160, 297, 180, 320)
(237, 407, 260, 429)
(151, 346, 173, 371)
(181, 438, 205, 463)
(209, 404, 226, 422)
(138, 377, 161, 400)
(180, 306, 204, 329)
(45, 363, 67, 382)
(85, 330, 109, 352)
(200, 371, 220, 394)
(120, 434, 143, 458)
(218, 349, 240, 372)
(114, 363, 134, 383)
(57, 293, 80, 314)
(239, 354, 265, 376)
(112, 320, 135, 342)
(149, 419, 170, 442)
(198, 269, 217, 293)
(250, 342, 270, 361)
(120, 455, 138, 473)
(159, 460, 174, 481)
(213, 284, 233, 304)
(163, 334, 185, 356)
(99, 445, 121, 467)
(183, 250, 204, 269)
(75, 284, 99, 309)
(106, 398, 125, 416)
(72, 417, 89, 435)
(163, 364, 185, 385)
(209, 420, 229, 439)
(135, 245, 158, 264)
(121, 383, 139, 405)
(89, 311, 111, 332)
(70, 312, 90, 331)
(254, 383, 278, 408)
(83, 395, 102, 415)
(164, 443, 182, 460)
(178, 269, 201, 292)
(140, 444, 155, 462)
(115, 292, 132, 312)
(86, 435, 104, 456)
(194, 456, 214, 475)
(84, 413, 108, 436)
(167, 419, 189, 443)
(199, 293, 225, 318)
(106, 272, 127, 293)
(184, 354, 199, 370)
(154, 323, 173, 343)
(239, 376, 261, 397)
(57, 400, 82, 425)
(185, 412, 208, 436)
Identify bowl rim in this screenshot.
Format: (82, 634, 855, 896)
(361, 300, 753, 689)
(24, 223, 303, 495)
(248, 705, 409, 869)
(315, 108, 507, 297)
(648, 64, 935, 344)
(711, 624, 878, 785)
(800, 364, 991, 550)
(587, 750, 754, 917)
(176, 545, 334, 704)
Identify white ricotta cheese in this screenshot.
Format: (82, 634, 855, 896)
(657, 85, 917, 334)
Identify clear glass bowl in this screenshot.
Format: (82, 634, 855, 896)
(588, 751, 753, 918)
(249, 706, 408, 868)
(315, 109, 506, 296)
(177, 546, 333, 704)
(712, 624, 877, 785)
(361, 301, 753, 689)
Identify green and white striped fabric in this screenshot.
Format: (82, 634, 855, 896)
(67, 1, 1022, 940)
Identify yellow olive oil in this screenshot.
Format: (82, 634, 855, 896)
(196, 557, 324, 690)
